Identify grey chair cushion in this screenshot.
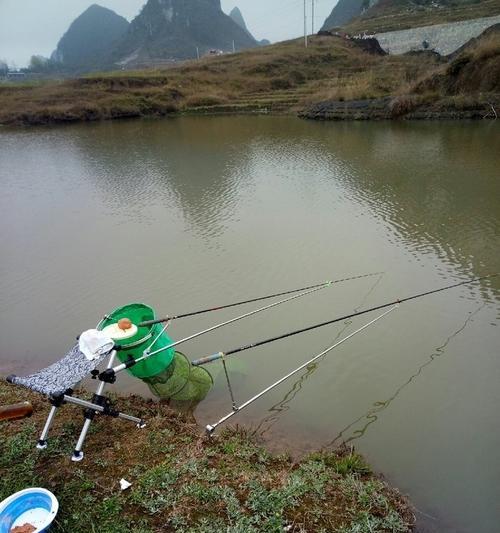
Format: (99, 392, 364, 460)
(7, 345, 109, 396)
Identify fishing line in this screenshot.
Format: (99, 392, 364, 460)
(103, 271, 383, 379)
(192, 273, 498, 367)
(324, 302, 487, 449)
(107, 281, 334, 376)
(137, 271, 383, 327)
(252, 272, 385, 436)
(206, 305, 399, 434)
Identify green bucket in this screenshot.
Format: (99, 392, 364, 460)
(98, 303, 175, 379)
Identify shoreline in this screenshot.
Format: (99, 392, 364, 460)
(299, 96, 499, 121)
(0, 101, 497, 129)
(0, 379, 415, 532)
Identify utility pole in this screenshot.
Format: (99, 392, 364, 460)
(312, 0, 315, 35)
(232, 40, 235, 53)
(196, 47, 200, 60)
(303, 0, 308, 48)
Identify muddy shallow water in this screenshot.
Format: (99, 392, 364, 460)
(1, 116, 499, 532)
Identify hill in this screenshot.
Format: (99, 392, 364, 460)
(321, 0, 378, 30)
(301, 25, 500, 120)
(230, 6, 270, 46)
(229, 6, 250, 34)
(51, 4, 129, 71)
(112, 0, 258, 66)
(414, 24, 500, 95)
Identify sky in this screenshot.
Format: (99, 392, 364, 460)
(0, 0, 338, 67)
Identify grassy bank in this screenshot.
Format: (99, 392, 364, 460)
(1, 28, 497, 127)
(0, 36, 441, 126)
(0, 380, 414, 532)
(301, 28, 500, 120)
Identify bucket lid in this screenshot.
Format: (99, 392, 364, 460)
(98, 303, 156, 348)
(101, 323, 139, 341)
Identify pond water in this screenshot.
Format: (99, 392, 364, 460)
(1, 116, 499, 532)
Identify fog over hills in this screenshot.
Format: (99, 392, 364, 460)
(0, 0, 336, 67)
(230, 6, 271, 46)
(51, 4, 129, 70)
(111, 0, 258, 65)
(321, 0, 375, 30)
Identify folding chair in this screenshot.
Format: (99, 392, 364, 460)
(6, 344, 145, 462)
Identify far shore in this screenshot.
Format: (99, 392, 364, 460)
(1, 32, 498, 128)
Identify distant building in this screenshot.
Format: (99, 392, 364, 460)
(7, 71, 27, 81)
(206, 49, 224, 57)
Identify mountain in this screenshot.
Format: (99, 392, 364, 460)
(229, 6, 270, 46)
(229, 6, 249, 33)
(51, 4, 129, 70)
(321, 0, 378, 30)
(112, 0, 258, 65)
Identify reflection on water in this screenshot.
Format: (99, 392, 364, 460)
(252, 273, 386, 437)
(324, 302, 487, 449)
(317, 122, 500, 296)
(1, 116, 499, 533)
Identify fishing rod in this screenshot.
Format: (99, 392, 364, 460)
(206, 305, 399, 435)
(192, 273, 498, 367)
(103, 281, 334, 378)
(137, 271, 384, 327)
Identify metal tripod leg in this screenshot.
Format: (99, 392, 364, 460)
(36, 405, 58, 449)
(65, 395, 145, 425)
(72, 350, 115, 462)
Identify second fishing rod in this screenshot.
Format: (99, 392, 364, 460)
(100, 271, 381, 380)
(192, 273, 498, 366)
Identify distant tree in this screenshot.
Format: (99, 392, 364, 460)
(0, 59, 8, 76)
(29, 55, 49, 71)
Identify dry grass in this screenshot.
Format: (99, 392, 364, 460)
(408, 29, 500, 97)
(0, 36, 441, 125)
(470, 31, 500, 60)
(389, 94, 420, 117)
(0, 30, 495, 125)
(305, 72, 378, 102)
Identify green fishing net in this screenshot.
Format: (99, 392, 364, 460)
(143, 352, 213, 403)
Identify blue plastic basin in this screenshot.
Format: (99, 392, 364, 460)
(0, 488, 58, 533)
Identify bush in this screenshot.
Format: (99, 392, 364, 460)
(390, 95, 419, 117)
(184, 94, 227, 107)
(270, 77, 292, 90)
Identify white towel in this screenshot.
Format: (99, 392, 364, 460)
(79, 329, 114, 361)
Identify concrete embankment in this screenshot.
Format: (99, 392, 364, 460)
(299, 97, 499, 121)
(375, 14, 500, 55)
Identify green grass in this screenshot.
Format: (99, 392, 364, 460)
(0, 380, 414, 532)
